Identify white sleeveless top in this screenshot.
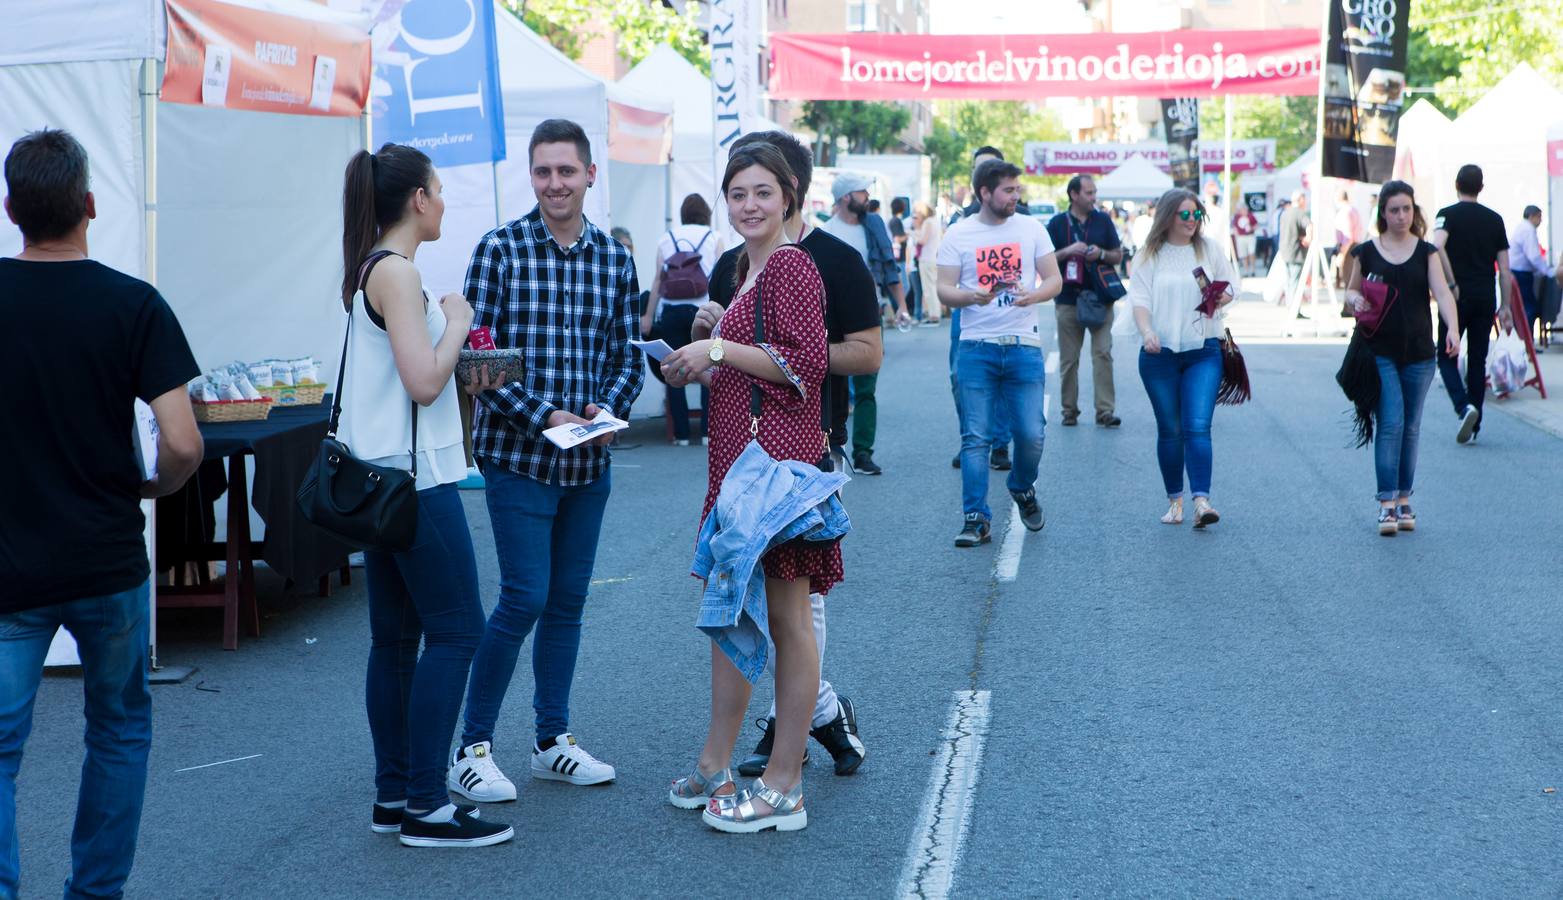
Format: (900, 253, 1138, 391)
(335, 276, 467, 492)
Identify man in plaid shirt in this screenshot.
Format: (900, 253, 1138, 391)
(449, 120, 644, 802)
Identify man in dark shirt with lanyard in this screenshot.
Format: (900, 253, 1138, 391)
(1047, 174, 1124, 428)
(1433, 164, 1515, 444)
(695, 129, 879, 778)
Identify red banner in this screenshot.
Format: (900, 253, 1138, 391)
(770, 30, 1320, 100)
(163, 0, 370, 117)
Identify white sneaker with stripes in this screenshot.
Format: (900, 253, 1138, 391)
(531, 734, 616, 785)
(448, 741, 518, 803)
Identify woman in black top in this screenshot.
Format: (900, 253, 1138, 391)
(1345, 180, 1459, 536)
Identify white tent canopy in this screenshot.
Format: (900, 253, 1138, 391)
(0, 0, 369, 376)
(416, 8, 670, 296)
(1549, 120, 1563, 263)
(1095, 154, 1174, 200)
(1438, 64, 1563, 226)
(620, 46, 718, 225)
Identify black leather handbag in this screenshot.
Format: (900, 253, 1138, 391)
(296, 251, 419, 552)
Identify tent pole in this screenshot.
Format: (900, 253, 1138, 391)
(492, 161, 503, 228)
(1223, 94, 1233, 242)
(141, 58, 159, 674)
(665, 153, 674, 229)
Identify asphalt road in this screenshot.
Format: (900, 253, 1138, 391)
(16, 312, 1563, 898)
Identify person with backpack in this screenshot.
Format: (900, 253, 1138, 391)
(643, 194, 722, 445)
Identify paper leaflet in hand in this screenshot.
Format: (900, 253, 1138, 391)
(134, 400, 159, 482)
(542, 410, 630, 450)
(630, 339, 675, 361)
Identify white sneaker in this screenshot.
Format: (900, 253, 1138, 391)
(531, 734, 616, 785)
(448, 741, 517, 802)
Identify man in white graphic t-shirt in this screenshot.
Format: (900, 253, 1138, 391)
(937, 159, 1062, 547)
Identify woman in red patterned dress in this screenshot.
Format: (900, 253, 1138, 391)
(661, 144, 834, 833)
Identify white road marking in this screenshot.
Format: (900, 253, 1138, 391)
(1045, 350, 1059, 374)
(897, 690, 993, 900)
(175, 754, 262, 773)
(994, 505, 1025, 583)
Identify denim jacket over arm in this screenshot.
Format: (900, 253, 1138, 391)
(692, 440, 851, 682)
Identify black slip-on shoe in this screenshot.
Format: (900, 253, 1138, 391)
(398, 807, 510, 848)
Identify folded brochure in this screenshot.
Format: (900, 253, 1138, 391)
(629, 338, 674, 361)
(543, 409, 630, 450)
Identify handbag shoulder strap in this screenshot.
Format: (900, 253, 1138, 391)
(748, 244, 834, 444)
(333, 248, 418, 477)
(750, 256, 766, 430)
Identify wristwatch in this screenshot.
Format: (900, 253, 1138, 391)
(708, 337, 725, 364)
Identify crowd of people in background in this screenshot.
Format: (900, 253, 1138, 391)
(10, 111, 1563, 896)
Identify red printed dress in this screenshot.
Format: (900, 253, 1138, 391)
(702, 245, 842, 594)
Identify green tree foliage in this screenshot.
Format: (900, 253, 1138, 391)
(1199, 96, 1318, 170)
(1407, 0, 1563, 114)
(505, 0, 709, 75)
(798, 101, 913, 162)
(923, 101, 1067, 198)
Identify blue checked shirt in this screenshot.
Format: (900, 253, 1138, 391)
(464, 208, 645, 486)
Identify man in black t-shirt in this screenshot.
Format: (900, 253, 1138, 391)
(1433, 164, 1515, 443)
(694, 130, 878, 779)
(0, 129, 203, 898)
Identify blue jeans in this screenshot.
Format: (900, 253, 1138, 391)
(1, 583, 150, 900)
(462, 464, 611, 749)
(362, 483, 485, 811)
(1372, 356, 1436, 501)
(956, 340, 1046, 520)
(949, 309, 1012, 453)
(1138, 340, 1222, 498)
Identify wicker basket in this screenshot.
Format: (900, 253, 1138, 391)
(259, 382, 327, 406)
(192, 398, 273, 422)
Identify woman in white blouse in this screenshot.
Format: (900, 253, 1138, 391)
(1128, 189, 1236, 528)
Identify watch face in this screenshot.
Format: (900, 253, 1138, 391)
(709, 345, 724, 362)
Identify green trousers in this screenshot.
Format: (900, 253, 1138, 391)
(851, 372, 877, 457)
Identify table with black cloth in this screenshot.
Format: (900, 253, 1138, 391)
(159, 399, 354, 650)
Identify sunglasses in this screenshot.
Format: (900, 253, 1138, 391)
(1177, 209, 1207, 222)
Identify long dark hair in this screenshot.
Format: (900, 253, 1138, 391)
(341, 143, 433, 308)
(722, 144, 799, 289)
(1375, 180, 1426, 238)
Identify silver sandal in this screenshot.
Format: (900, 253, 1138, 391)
(668, 765, 735, 810)
(701, 777, 807, 833)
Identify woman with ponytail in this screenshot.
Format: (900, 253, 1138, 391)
(335, 143, 511, 848)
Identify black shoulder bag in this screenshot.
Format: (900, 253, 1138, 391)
(296, 250, 420, 552)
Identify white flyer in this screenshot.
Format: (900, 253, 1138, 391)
(202, 45, 232, 107)
(542, 410, 629, 450)
(134, 399, 159, 482)
(309, 55, 337, 112)
(629, 339, 675, 361)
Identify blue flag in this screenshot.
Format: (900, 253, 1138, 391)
(371, 0, 506, 167)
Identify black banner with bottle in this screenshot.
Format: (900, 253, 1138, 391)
(1160, 98, 1200, 192)
(1321, 0, 1411, 183)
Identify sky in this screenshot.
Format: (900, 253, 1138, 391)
(928, 0, 1091, 35)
